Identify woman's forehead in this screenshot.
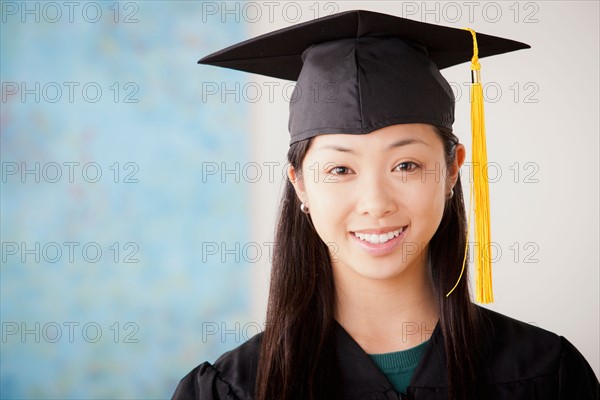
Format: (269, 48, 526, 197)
(310, 124, 441, 151)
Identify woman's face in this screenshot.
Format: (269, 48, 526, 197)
(289, 123, 465, 282)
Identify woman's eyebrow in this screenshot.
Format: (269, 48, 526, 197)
(315, 138, 429, 153)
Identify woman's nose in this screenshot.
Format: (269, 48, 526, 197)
(355, 174, 399, 218)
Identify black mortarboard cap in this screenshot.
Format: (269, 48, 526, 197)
(198, 9, 530, 145)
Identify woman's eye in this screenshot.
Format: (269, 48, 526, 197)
(395, 162, 420, 172)
(328, 166, 351, 175)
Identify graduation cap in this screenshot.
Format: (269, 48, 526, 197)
(198, 10, 531, 304)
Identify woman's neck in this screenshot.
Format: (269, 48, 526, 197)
(332, 260, 439, 354)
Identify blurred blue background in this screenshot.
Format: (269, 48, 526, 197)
(1, 1, 253, 398)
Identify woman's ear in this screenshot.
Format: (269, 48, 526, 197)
(448, 143, 466, 188)
(287, 165, 308, 204)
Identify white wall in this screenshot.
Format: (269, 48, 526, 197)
(246, 1, 599, 377)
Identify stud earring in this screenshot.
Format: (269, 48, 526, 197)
(300, 202, 310, 214)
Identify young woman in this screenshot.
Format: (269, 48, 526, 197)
(172, 9, 599, 400)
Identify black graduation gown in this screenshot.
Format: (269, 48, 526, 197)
(171, 306, 600, 400)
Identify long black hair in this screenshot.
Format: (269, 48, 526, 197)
(256, 127, 483, 400)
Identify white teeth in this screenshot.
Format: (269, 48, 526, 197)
(354, 227, 404, 244)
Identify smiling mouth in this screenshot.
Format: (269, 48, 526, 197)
(352, 227, 407, 244)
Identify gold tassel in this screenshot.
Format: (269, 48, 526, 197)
(446, 28, 494, 303)
(465, 28, 494, 303)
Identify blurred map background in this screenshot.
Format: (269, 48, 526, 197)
(2, 2, 253, 398)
